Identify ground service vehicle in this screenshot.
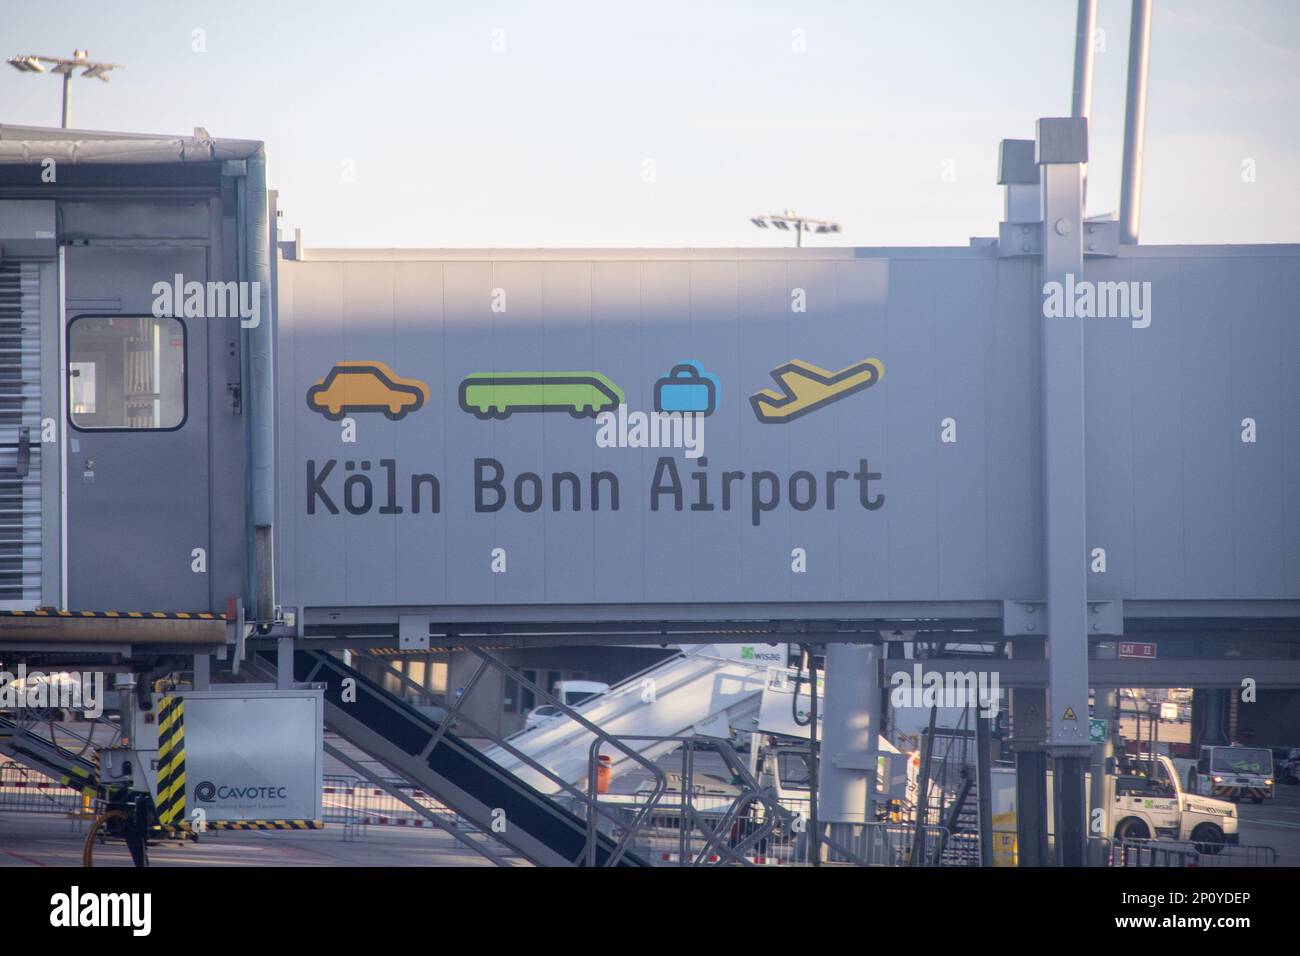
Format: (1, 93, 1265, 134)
(1189, 745, 1275, 802)
(990, 753, 1240, 856)
(1111, 754, 1238, 852)
(1280, 748, 1300, 785)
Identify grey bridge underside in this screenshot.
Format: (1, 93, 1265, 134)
(297, 599, 1300, 639)
(289, 599, 1300, 691)
(884, 658, 1300, 690)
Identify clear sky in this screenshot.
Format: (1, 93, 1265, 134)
(3, 0, 1297, 248)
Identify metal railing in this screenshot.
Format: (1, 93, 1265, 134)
(1108, 837, 1278, 868)
(321, 773, 485, 841)
(591, 792, 975, 866)
(573, 736, 978, 867)
(0, 760, 87, 820)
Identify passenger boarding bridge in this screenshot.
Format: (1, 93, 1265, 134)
(0, 2, 1296, 866)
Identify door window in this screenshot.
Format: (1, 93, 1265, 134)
(68, 315, 186, 430)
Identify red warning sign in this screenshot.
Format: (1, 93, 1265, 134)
(1118, 641, 1157, 661)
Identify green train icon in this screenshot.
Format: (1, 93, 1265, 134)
(458, 371, 625, 419)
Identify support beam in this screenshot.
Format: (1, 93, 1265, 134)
(1120, 0, 1153, 244)
(976, 711, 994, 868)
(1037, 116, 1091, 755)
(1011, 641, 1048, 867)
(1071, 0, 1098, 121)
(1071, 0, 1098, 210)
(884, 657, 1300, 690)
(1053, 755, 1087, 866)
(1016, 749, 1049, 868)
(1037, 116, 1093, 866)
(820, 643, 880, 825)
(276, 637, 294, 690)
(1089, 689, 1116, 864)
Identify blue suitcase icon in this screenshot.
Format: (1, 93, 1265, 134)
(654, 362, 719, 415)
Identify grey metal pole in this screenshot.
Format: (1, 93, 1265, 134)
(1071, 0, 1098, 210)
(1012, 639, 1049, 866)
(820, 643, 880, 828)
(976, 710, 994, 867)
(1071, 0, 1098, 121)
(1120, 0, 1153, 244)
(1037, 115, 1092, 866)
(806, 646, 820, 865)
(244, 149, 277, 622)
(910, 704, 938, 866)
(61, 72, 70, 128)
(1089, 689, 1116, 862)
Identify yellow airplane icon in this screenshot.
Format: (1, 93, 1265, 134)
(749, 358, 884, 423)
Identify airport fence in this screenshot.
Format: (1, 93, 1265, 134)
(1109, 838, 1277, 868)
(0, 760, 87, 820)
(321, 774, 485, 840)
(591, 791, 978, 866)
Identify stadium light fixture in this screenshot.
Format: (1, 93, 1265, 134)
(749, 210, 842, 248)
(6, 50, 121, 127)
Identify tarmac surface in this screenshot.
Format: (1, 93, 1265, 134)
(2, 721, 1296, 867)
(0, 810, 508, 866)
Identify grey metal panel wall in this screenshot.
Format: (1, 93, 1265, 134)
(275, 249, 1297, 613)
(1284, 258, 1300, 595)
(277, 253, 1039, 610)
(1084, 253, 1299, 600)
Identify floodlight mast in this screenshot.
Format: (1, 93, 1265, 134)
(5, 49, 121, 128)
(749, 210, 842, 248)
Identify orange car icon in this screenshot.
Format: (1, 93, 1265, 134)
(306, 362, 430, 421)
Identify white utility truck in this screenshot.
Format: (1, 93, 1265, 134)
(1111, 753, 1239, 851)
(987, 751, 1240, 858)
(1187, 744, 1275, 803)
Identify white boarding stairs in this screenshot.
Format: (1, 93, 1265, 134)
(483, 644, 783, 794)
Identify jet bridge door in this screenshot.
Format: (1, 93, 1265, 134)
(63, 244, 210, 612)
(0, 260, 57, 610)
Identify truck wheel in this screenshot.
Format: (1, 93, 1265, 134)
(1114, 818, 1150, 842)
(1191, 824, 1225, 855)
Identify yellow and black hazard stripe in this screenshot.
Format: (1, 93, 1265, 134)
(155, 820, 322, 833)
(154, 695, 187, 827)
(0, 608, 225, 619)
(1212, 784, 1271, 801)
(59, 764, 103, 800)
(207, 820, 323, 831)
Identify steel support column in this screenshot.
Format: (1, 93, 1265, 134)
(976, 710, 994, 867)
(1089, 688, 1116, 862)
(1120, 0, 1153, 244)
(820, 643, 880, 827)
(1071, 0, 1098, 209)
(1037, 116, 1092, 866)
(1012, 640, 1049, 867)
